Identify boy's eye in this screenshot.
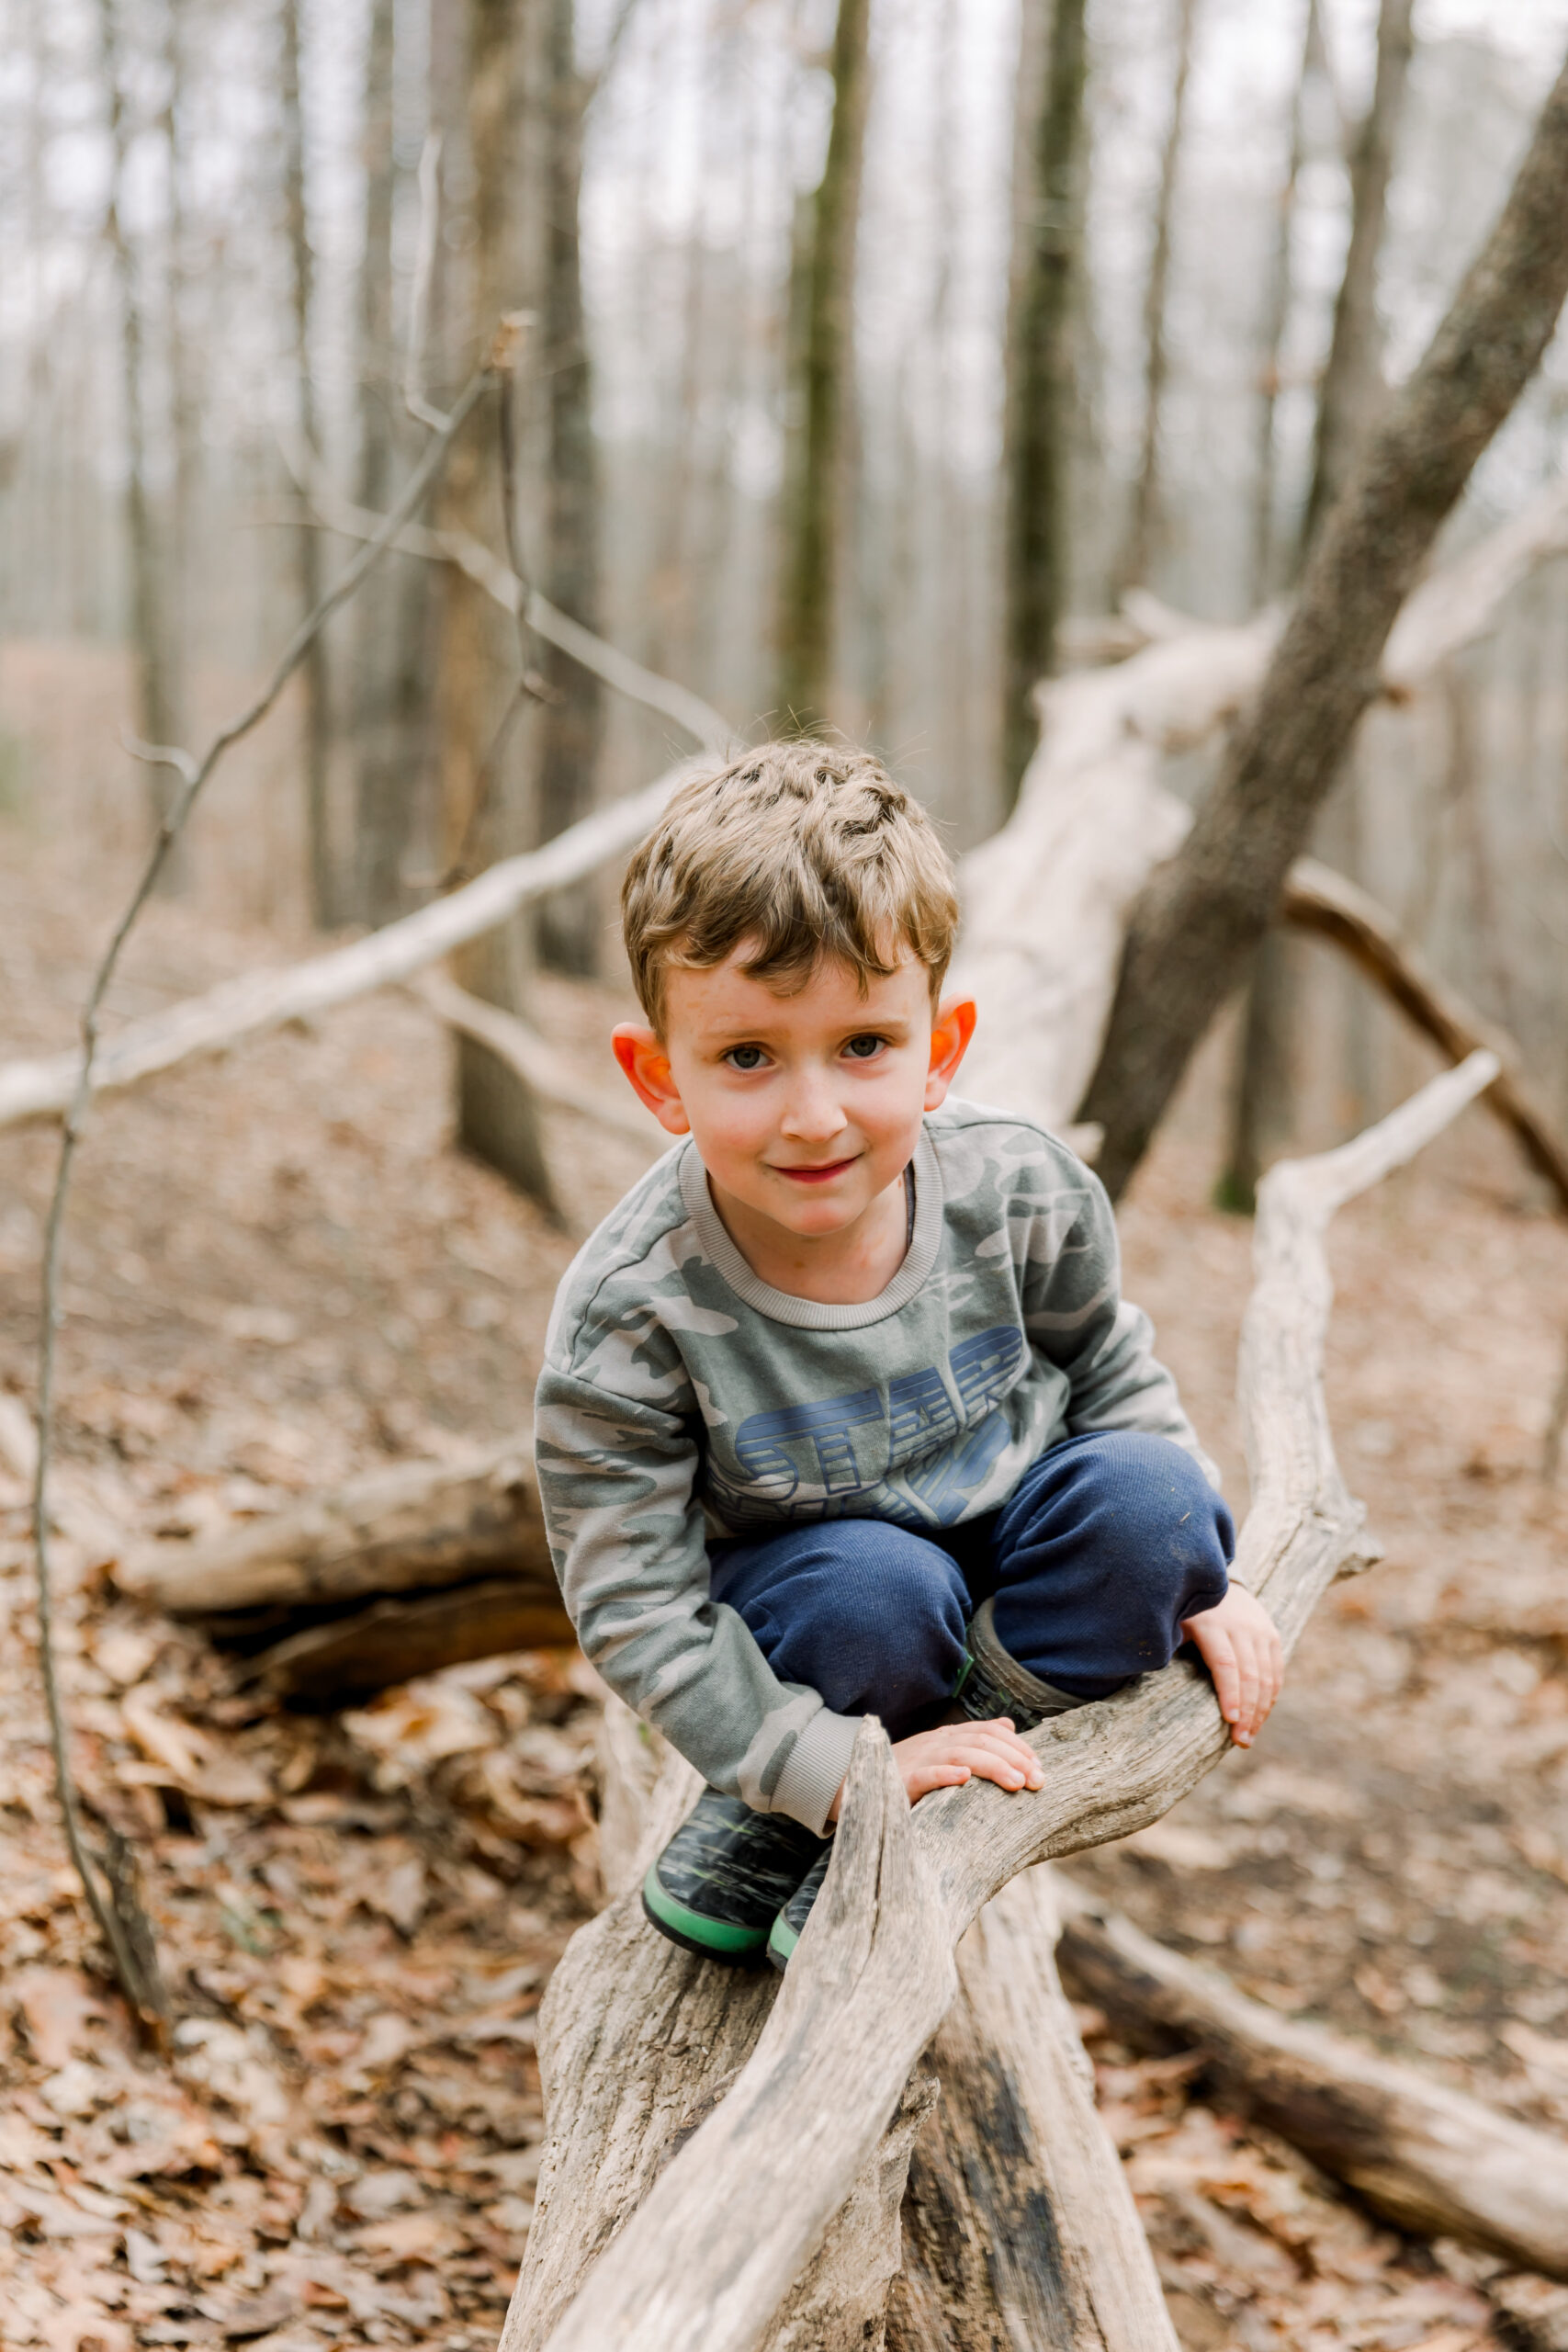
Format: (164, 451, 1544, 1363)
(725, 1044, 769, 1071)
(843, 1035, 886, 1061)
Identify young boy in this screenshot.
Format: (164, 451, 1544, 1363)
(535, 743, 1281, 1969)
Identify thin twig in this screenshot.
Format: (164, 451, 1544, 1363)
(271, 451, 731, 752)
(29, 361, 491, 2040)
(405, 133, 449, 431)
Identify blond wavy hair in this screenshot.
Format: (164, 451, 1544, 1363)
(621, 741, 959, 1034)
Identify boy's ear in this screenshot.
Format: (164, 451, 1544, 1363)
(612, 1024, 691, 1136)
(925, 995, 977, 1110)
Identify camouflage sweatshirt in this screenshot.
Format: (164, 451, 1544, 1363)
(534, 1100, 1214, 1834)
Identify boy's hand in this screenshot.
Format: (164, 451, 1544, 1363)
(828, 1717, 1044, 1822)
(1181, 1582, 1281, 1747)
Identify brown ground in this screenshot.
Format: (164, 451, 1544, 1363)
(1, 828, 1565, 2351)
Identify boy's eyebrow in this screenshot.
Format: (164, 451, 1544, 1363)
(695, 1012, 917, 1046)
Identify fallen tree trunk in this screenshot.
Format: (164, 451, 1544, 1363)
(496, 1054, 1498, 2352)
(115, 1441, 549, 1616)
(1079, 46, 1568, 1197)
(888, 1867, 1178, 2352)
(954, 476, 1568, 1139)
(1055, 1887, 1568, 2281)
(585, 1704, 1177, 2352)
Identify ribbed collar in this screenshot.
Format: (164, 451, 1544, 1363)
(677, 1125, 942, 1329)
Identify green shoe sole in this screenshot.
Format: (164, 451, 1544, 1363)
(765, 1911, 799, 1972)
(641, 1864, 771, 1963)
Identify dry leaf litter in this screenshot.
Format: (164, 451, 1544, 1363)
(2, 842, 1567, 2350)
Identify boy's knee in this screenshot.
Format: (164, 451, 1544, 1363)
(1005, 1430, 1233, 1607)
(1080, 1431, 1233, 1605)
(715, 1518, 968, 1724)
(809, 1520, 968, 1647)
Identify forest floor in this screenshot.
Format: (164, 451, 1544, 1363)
(1, 830, 1567, 2352)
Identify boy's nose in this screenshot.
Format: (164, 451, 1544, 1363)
(778, 1073, 847, 1141)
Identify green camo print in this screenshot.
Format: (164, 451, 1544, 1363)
(538, 1099, 1217, 1834)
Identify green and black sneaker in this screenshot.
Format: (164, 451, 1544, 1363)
(765, 1845, 830, 1972)
(953, 1595, 1088, 1732)
(642, 1787, 829, 1964)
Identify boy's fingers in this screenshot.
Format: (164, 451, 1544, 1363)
(1206, 1634, 1240, 1722)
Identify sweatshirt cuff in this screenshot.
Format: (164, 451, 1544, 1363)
(770, 1707, 863, 1835)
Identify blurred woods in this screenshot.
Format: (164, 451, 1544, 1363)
(3, 0, 1568, 1182)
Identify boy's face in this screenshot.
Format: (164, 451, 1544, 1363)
(613, 944, 976, 1246)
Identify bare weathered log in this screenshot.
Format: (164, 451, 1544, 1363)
(1280, 857, 1568, 1214)
(583, 1704, 1173, 2352)
(1055, 1889, 1568, 2282)
(955, 474, 1568, 1136)
(499, 1056, 1497, 2352)
(115, 1442, 548, 1616)
(240, 1577, 573, 1703)
(889, 1868, 1177, 2352)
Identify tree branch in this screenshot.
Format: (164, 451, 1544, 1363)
(28, 360, 491, 2034)
(0, 756, 706, 1136)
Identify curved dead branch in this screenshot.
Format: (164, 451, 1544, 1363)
(1281, 856, 1568, 1214)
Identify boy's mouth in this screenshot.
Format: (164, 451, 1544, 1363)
(772, 1156, 859, 1184)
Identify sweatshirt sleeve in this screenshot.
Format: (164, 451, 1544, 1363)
(1020, 1145, 1222, 1488)
(534, 1275, 860, 1833)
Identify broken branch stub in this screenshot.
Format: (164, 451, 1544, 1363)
(501, 1052, 1499, 2352)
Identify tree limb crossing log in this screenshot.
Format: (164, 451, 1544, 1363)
(498, 1051, 1501, 2352)
(1055, 1889, 1568, 2282)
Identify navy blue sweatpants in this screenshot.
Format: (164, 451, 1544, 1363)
(709, 1430, 1234, 1736)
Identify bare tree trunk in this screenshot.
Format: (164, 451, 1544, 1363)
(1249, 0, 1322, 605)
(1080, 40, 1568, 1201)
(159, 0, 193, 781)
(775, 0, 871, 733)
(1215, 933, 1293, 1214)
(536, 0, 604, 977)
(96, 0, 186, 891)
(1226, 0, 1414, 1195)
(1300, 0, 1416, 558)
(435, 0, 556, 1212)
(280, 0, 335, 929)
(1116, 0, 1199, 599)
(351, 0, 427, 928)
(1001, 0, 1089, 802)
(1218, 0, 1324, 1212)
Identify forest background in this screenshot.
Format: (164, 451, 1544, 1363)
(3, 1, 1568, 2349)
